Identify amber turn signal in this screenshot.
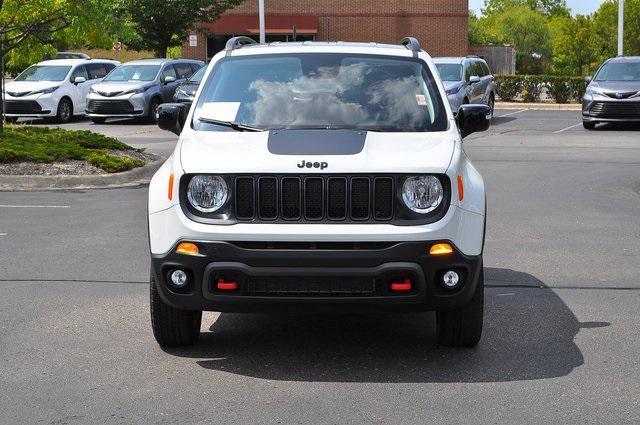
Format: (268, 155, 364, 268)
(168, 174, 175, 201)
(429, 243, 454, 255)
(176, 242, 200, 256)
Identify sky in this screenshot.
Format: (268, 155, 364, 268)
(469, 0, 606, 15)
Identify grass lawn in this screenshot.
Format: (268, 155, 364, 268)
(0, 125, 145, 173)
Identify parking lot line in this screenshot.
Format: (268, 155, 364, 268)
(0, 233, 7, 236)
(496, 109, 527, 117)
(553, 122, 583, 134)
(0, 205, 70, 208)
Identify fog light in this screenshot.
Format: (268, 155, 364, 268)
(169, 269, 188, 288)
(442, 270, 460, 289)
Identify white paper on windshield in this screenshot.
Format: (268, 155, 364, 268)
(198, 102, 241, 122)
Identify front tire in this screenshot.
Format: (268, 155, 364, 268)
(487, 94, 495, 120)
(5, 116, 18, 124)
(583, 121, 596, 130)
(56, 97, 73, 124)
(148, 98, 161, 124)
(436, 266, 484, 347)
(150, 268, 202, 347)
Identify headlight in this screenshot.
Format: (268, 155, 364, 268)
(122, 86, 149, 96)
(446, 85, 462, 95)
(187, 175, 229, 213)
(585, 86, 603, 96)
(31, 86, 59, 95)
(402, 176, 443, 214)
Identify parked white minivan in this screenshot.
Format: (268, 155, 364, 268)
(4, 59, 119, 123)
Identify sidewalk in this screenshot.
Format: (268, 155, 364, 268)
(496, 102, 581, 111)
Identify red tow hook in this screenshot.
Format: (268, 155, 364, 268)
(390, 279, 412, 292)
(217, 279, 239, 291)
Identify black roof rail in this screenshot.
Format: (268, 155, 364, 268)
(225, 36, 258, 55)
(400, 37, 421, 56)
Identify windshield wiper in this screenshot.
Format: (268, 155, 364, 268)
(198, 117, 264, 132)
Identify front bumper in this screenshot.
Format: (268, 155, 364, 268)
(582, 98, 640, 122)
(4, 99, 54, 117)
(151, 240, 482, 313)
(85, 93, 147, 117)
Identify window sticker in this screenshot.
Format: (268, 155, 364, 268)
(415, 94, 428, 106)
(198, 102, 241, 122)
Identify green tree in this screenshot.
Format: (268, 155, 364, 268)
(483, 0, 569, 16)
(549, 14, 597, 75)
(119, 0, 243, 58)
(478, 5, 552, 73)
(591, 0, 640, 60)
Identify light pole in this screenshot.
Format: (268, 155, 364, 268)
(259, 0, 266, 44)
(618, 0, 624, 56)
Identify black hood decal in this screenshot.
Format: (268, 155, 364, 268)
(268, 130, 366, 155)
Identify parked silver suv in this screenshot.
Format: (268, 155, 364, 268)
(86, 58, 204, 123)
(582, 56, 640, 129)
(433, 56, 497, 119)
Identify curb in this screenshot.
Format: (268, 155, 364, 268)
(496, 102, 581, 111)
(0, 158, 166, 191)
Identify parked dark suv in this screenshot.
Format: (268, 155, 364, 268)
(582, 56, 640, 129)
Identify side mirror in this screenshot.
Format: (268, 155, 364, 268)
(469, 75, 481, 84)
(585, 76, 592, 84)
(163, 75, 176, 84)
(157, 103, 189, 135)
(73, 76, 86, 84)
(457, 104, 491, 139)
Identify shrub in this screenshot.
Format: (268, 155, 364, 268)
(494, 74, 587, 103)
(520, 76, 544, 102)
(86, 151, 145, 173)
(494, 75, 521, 101)
(546, 76, 573, 104)
(0, 125, 145, 173)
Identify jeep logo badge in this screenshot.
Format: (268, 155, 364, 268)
(297, 160, 328, 170)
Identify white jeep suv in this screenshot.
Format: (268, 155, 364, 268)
(148, 37, 490, 348)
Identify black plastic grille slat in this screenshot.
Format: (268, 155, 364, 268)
(86, 100, 134, 114)
(590, 102, 640, 117)
(5, 101, 43, 114)
(350, 178, 371, 220)
(304, 178, 324, 220)
(373, 178, 394, 220)
(281, 177, 301, 220)
(233, 175, 398, 223)
(246, 276, 377, 296)
(235, 177, 255, 219)
(327, 178, 347, 220)
(258, 177, 278, 219)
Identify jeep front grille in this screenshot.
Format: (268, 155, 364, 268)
(234, 175, 394, 223)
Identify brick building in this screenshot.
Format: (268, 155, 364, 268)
(182, 0, 469, 61)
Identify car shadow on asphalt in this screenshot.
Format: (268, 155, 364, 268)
(593, 122, 640, 131)
(165, 267, 609, 383)
(490, 116, 519, 126)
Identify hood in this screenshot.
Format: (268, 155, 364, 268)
(179, 129, 456, 175)
(5, 81, 61, 96)
(590, 80, 640, 97)
(91, 81, 155, 96)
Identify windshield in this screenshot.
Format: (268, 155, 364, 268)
(104, 64, 160, 82)
(188, 66, 206, 83)
(193, 53, 447, 132)
(435, 64, 463, 82)
(15, 66, 71, 82)
(595, 62, 640, 81)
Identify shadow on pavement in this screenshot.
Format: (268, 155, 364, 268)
(166, 267, 609, 383)
(490, 116, 519, 126)
(594, 122, 640, 131)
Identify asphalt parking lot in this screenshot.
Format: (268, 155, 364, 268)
(1, 110, 640, 424)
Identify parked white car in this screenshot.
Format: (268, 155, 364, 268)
(4, 59, 119, 123)
(148, 37, 491, 348)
